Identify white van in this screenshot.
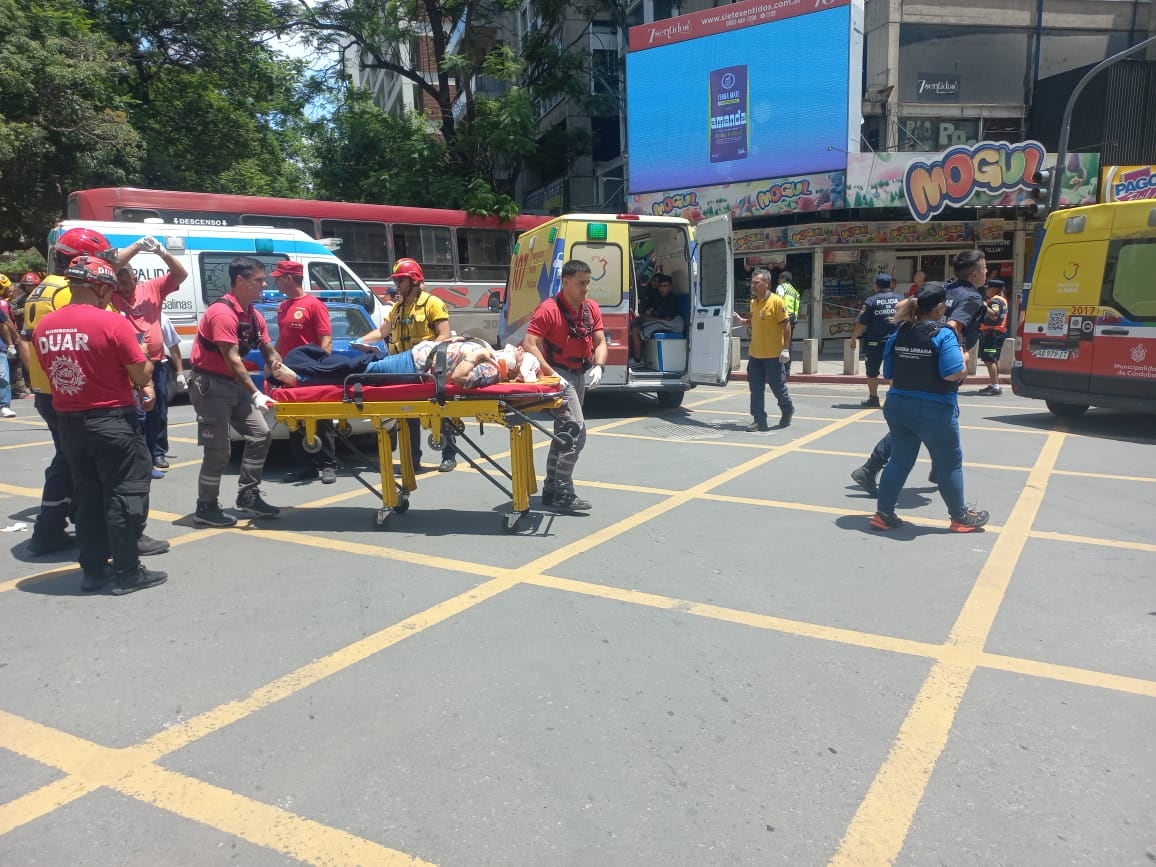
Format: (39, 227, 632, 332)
(48, 220, 386, 365)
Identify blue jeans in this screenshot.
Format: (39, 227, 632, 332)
(877, 393, 966, 519)
(0, 351, 11, 407)
(143, 361, 169, 463)
(363, 351, 455, 464)
(365, 352, 417, 376)
(747, 356, 793, 424)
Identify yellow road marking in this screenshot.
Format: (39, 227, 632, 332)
(1053, 469, 1156, 484)
(0, 776, 96, 837)
(589, 430, 770, 449)
(856, 418, 1049, 435)
(0, 439, 53, 451)
(1028, 530, 1156, 555)
(691, 408, 844, 421)
(979, 652, 1156, 699)
(829, 428, 1066, 867)
(795, 447, 1032, 473)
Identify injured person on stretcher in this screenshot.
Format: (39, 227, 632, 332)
(276, 338, 541, 389)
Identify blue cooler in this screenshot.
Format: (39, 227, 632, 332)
(645, 333, 687, 372)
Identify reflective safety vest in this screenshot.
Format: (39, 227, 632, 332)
(777, 283, 800, 318)
(980, 296, 1008, 333)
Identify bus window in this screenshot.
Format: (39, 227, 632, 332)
(392, 224, 454, 281)
(319, 219, 391, 281)
(457, 229, 512, 281)
(199, 253, 282, 305)
(240, 214, 317, 235)
(113, 208, 162, 223)
(1103, 239, 1156, 321)
(571, 243, 624, 307)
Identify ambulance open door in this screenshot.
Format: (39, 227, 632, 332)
(688, 215, 734, 385)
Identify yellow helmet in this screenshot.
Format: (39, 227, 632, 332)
(0, 274, 11, 291)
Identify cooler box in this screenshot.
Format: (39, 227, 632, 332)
(645, 333, 687, 372)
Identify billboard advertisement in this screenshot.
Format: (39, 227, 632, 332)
(1100, 165, 1156, 202)
(627, 0, 863, 195)
(627, 171, 845, 220)
(846, 146, 1100, 221)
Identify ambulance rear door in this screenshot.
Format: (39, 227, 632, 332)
(688, 215, 734, 385)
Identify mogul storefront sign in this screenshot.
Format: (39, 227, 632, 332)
(627, 171, 845, 221)
(732, 220, 1004, 253)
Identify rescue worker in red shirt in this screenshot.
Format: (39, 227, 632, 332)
(188, 256, 284, 528)
(271, 259, 337, 484)
(111, 236, 189, 470)
(521, 259, 608, 512)
(33, 256, 168, 595)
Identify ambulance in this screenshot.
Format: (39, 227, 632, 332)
(1013, 200, 1156, 417)
(499, 214, 736, 407)
(46, 220, 386, 367)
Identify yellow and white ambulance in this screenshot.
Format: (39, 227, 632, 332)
(499, 214, 735, 408)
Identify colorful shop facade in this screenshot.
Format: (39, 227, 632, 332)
(628, 142, 1102, 345)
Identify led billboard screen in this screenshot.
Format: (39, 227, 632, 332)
(627, 0, 861, 195)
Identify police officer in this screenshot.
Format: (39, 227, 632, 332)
(849, 273, 900, 408)
(33, 256, 168, 594)
(23, 227, 169, 558)
(869, 284, 988, 533)
(943, 250, 987, 355)
(189, 256, 283, 528)
(775, 270, 801, 375)
(522, 259, 608, 512)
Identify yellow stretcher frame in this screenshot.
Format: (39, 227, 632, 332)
(273, 380, 565, 532)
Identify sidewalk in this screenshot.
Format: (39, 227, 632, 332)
(731, 345, 1013, 385)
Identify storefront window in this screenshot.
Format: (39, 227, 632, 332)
(899, 24, 1031, 105)
(899, 118, 981, 152)
(1039, 30, 1133, 80)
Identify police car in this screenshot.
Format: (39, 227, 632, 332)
(230, 293, 385, 441)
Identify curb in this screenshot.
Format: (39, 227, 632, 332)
(730, 372, 1014, 385)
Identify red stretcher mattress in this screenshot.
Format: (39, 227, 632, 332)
(269, 381, 563, 403)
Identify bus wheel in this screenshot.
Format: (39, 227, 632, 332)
(1045, 400, 1089, 419)
(656, 391, 685, 409)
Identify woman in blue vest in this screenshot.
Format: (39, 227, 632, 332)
(871, 283, 989, 533)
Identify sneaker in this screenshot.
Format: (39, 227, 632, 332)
(154, 457, 169, 469)
(949, 508, 989, 533)
(851, 466, 879, 497)
(860, 395, 881, 408)
(194, 499, 238, 528)
(80, 566, 112, 593)
(26, 532, 76, 556)
(778, 409, 794, 428)
(549, 491, 592, 512)
(0, 407, 15, 418)
(138, 535, 170, 556)
(745, 420, 770, 432)
(284, 467, 319, 482)
(235, 489, 280, 518)
(438, 458, 457, 473)
(870, 511, 904, 531)
(320, 467, 337, 485)
(989, 384, 1002, 395)
(110, 566, 167, 596)
(151, 468, 165, 480)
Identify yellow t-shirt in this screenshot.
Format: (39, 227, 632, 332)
(23, 276, 73, 393)
(748, 292, 790, 359)
(388, 290, 450, 353)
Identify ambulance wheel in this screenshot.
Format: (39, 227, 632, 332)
(301, 436, 323, 454)
(375, 509, 390, 528)
(1045, 400, 1088, 419)
(394, 490, 410, 514)
(656, 390, 685, 409)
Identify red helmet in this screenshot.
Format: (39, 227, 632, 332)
(54, 227, 112, 259)
(64, 255, 117, 288)
(391, 257, 424, 283)
(20, 272, 41, 286)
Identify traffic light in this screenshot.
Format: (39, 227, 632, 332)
(1023, 167, 1053, 219)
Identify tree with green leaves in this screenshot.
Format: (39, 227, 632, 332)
(0, 0, 142, 249)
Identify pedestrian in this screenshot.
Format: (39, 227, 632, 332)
(521, 259, 607, 512)
(907, 270, 925, 297)
(159, 313, 185, 458)
(849, 273, 900, 408)
(271, 260, 337, 484)
(9, 272, 39, 399)
(943, 250, 987, 354)
(735, 267, 793, 431)
(977, 278, 1008, 396)
(32, 255, 168, 594)
(869, 284, 989, 533)
(360, 258, 456, 472)
(23, 227, 170, 558)
(188, 256, 283, 527)
(775, 270, 801, 375)
(0, 301, 17, 417)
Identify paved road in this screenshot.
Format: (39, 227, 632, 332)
(1, 383, 1153, 866)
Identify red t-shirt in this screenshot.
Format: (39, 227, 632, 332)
(527, 295, 604, 369)
(111, 273, 181, 361)
(190, 295, 271, 378)
(276, 294, 331, 354)
(33, 304, 146, 412)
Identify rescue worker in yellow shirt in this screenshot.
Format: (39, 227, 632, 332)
(775, 270, 801, 376)
(357, 258, 457, 472)
(735, 267, 794, 431)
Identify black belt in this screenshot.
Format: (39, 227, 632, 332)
(554, 361, 591, 373)
(59, 406, 136, 419)
(191, 367, 234, 380)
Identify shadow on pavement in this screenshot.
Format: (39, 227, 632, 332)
(834, 514, 957, 539)
(986, 409, 1156, 445)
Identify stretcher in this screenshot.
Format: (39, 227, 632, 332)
(270, 374, 569, 532)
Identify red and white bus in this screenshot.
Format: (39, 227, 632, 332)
(67, 188, 548, 345)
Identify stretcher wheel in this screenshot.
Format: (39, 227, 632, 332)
(554, 431, 575, 450)
(301, 436, 322, 454)
(393, 490, 410, 514)
(427, 433, 442, 450)
(559, 420, 581, 439)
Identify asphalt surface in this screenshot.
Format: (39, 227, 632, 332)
(1, 382, 1153, 866)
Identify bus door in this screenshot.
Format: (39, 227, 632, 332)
(1090, 235, 1156, 402)
(688, 215, 734, 385)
